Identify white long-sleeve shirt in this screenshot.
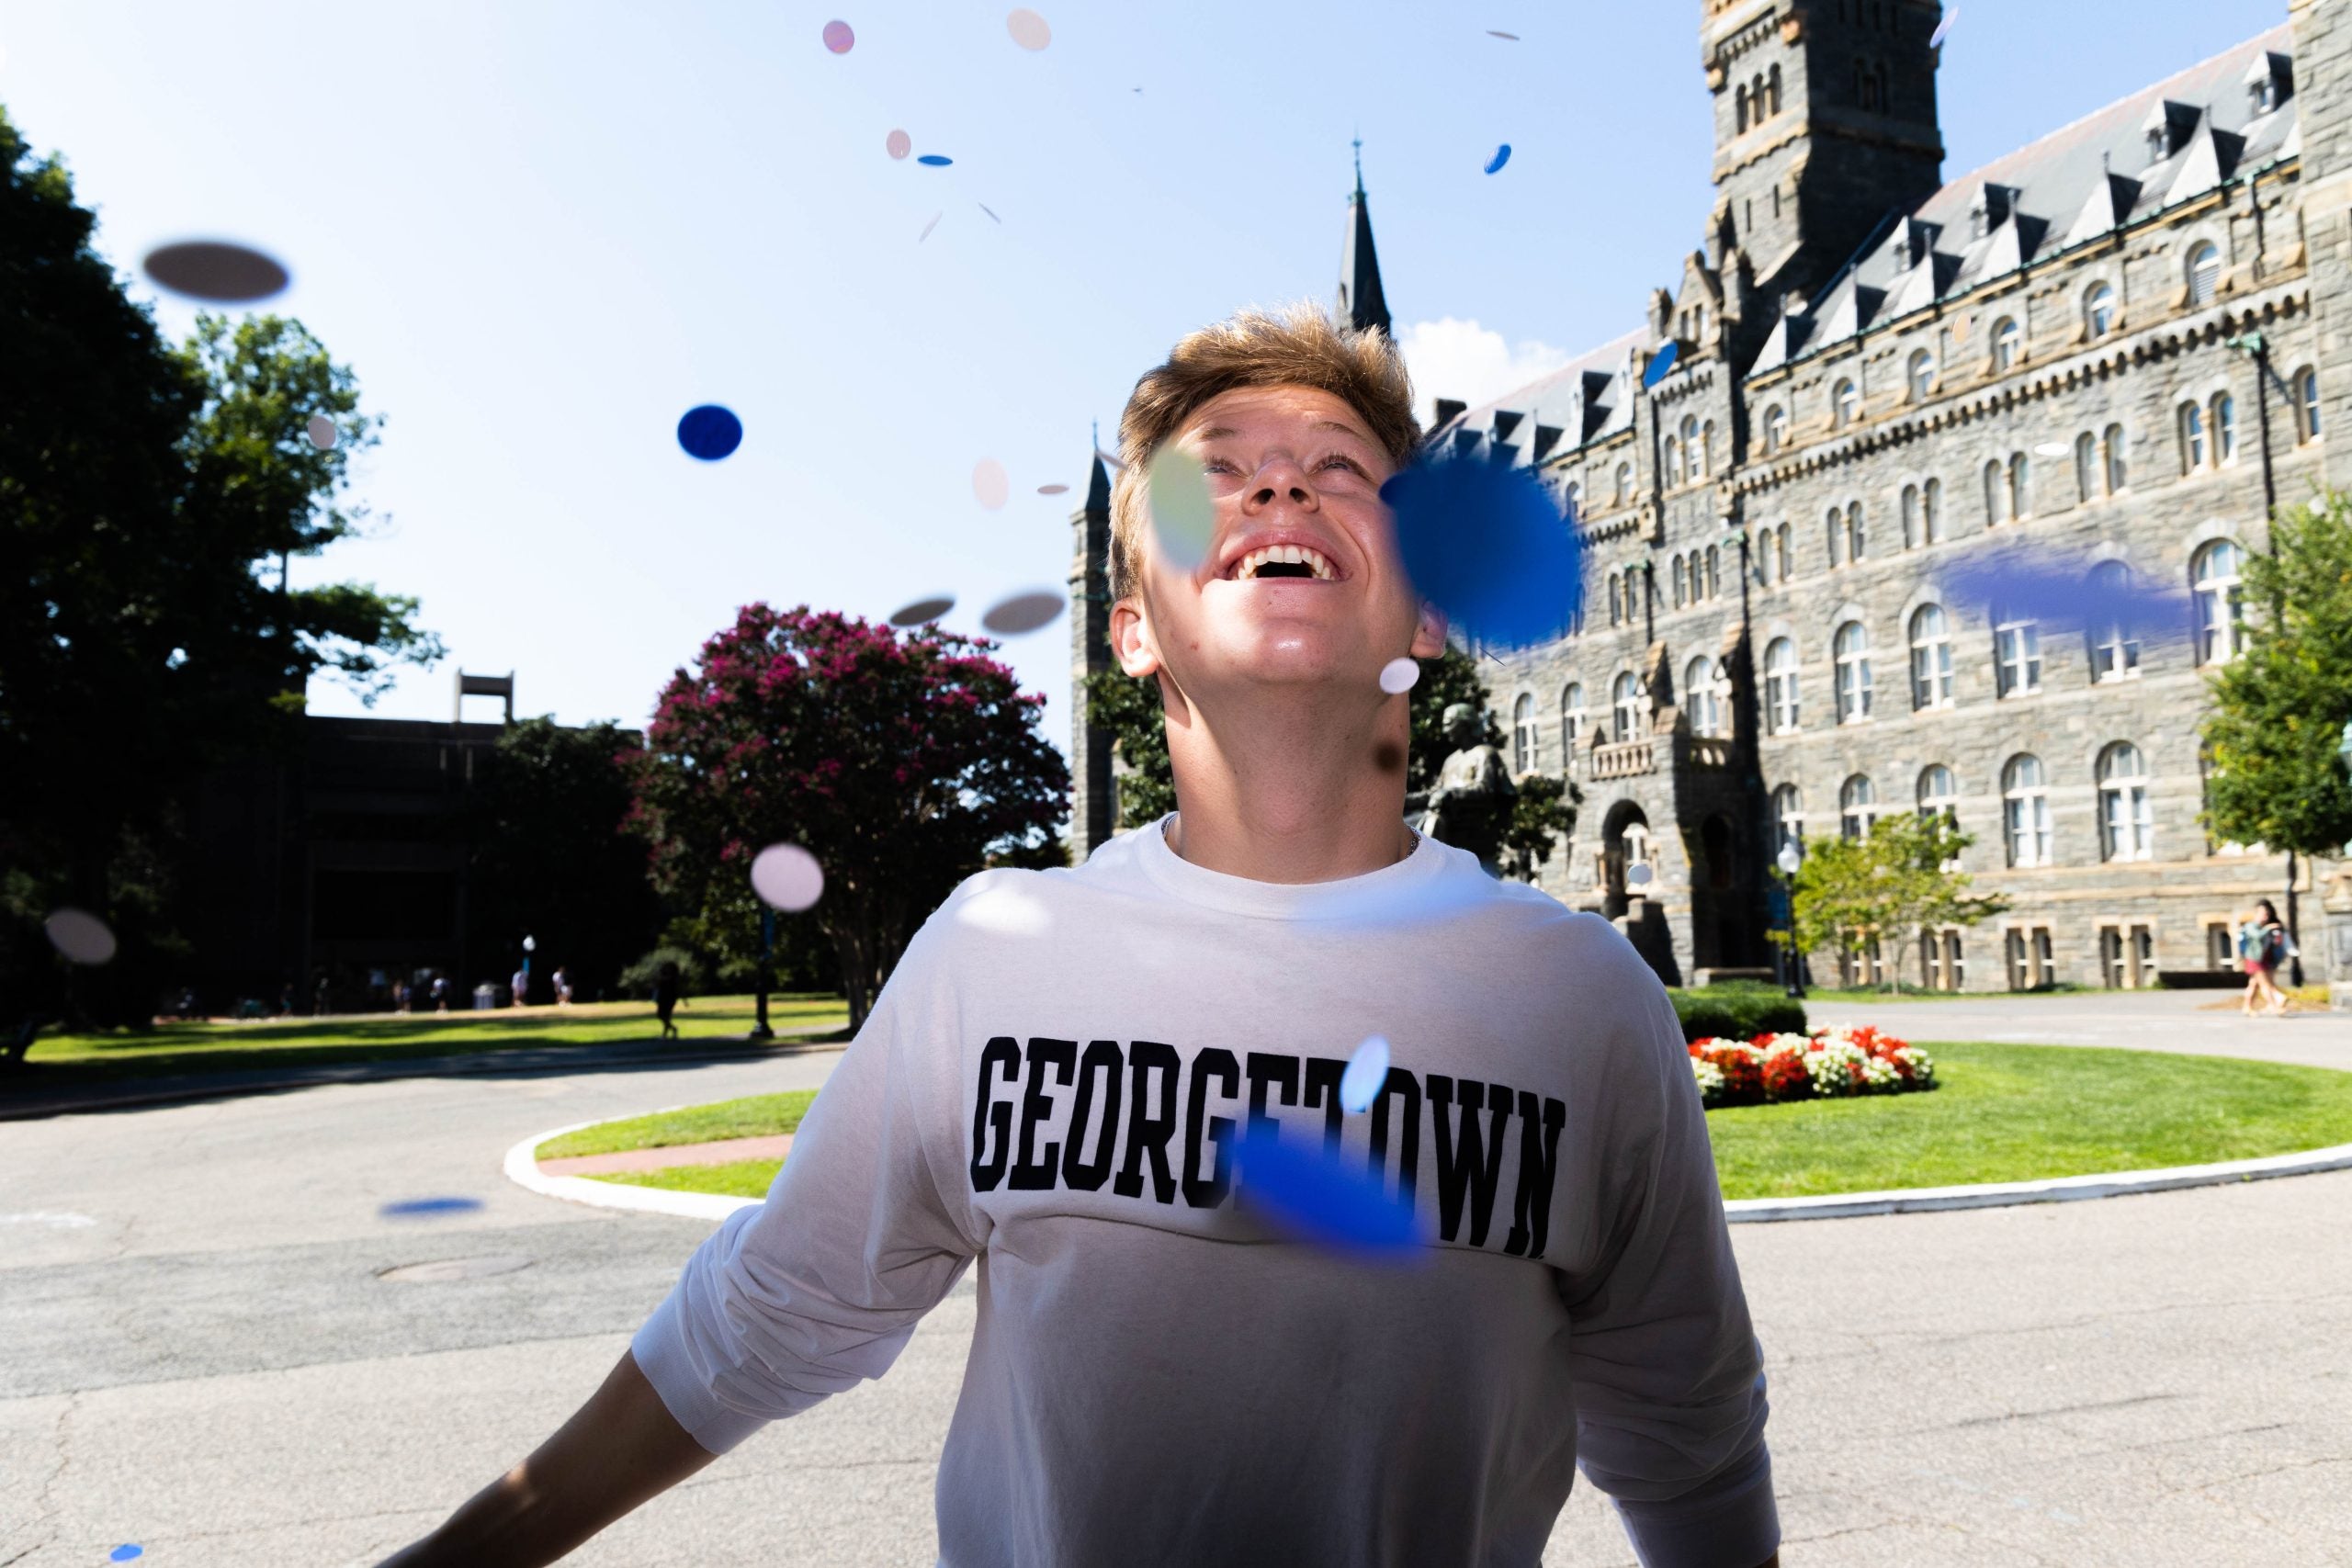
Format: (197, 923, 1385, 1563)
(633, 820, 1775, 1568)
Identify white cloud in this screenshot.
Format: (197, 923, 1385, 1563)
(1396, 317, 1573, 426)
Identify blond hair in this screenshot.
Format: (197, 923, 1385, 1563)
(1109, 303, 1419, 602)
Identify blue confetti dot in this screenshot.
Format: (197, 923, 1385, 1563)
(1643, 341, 1679, 389)
(111, 1548, 143, 1562)
(379, 1196, 485, 1219)
(1940, 548, 2193, 644)
(1484, 143, 1511, 175)
(916, 153, 954, 166)
(1382, 455, 1583, 649)
(676, 404, 743, 462)
(1235, 1122, 1419, 1258)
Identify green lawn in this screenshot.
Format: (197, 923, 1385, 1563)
(1709, 1042, 2352, 1199)
(13, 994, 847, 1087)
(574, 1042, 2352, 1203)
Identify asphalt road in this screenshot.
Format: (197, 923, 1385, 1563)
(3, 1013, 2347, 1567)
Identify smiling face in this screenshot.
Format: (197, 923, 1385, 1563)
(1112, 384, 1444, 705)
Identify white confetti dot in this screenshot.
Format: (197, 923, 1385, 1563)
(1378, 657, 1420, 695)
(1340, 1035, 1391, 1114)
(750, 844, 825, 912)
(972, 458, 1010, 510)
(305, 414, 337, 450)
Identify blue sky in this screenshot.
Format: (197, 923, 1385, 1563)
(0, 0, 2290, 746)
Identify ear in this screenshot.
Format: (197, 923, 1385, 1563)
(1111, 594, 1160, 679)
(1408, 598, 1449, 660)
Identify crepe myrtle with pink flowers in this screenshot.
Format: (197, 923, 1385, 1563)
(623, 604, 1069, 1029)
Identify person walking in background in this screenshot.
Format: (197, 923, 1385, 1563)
(552, 966, 573, 1007)
(392, 977, 410, 1014)
(2241, 900, 2295, 1016)
(651, 961, 681, 1041)
(313, 972, 331, 1018)
(511, 967, 530, 1010)
(431, 975, 449, 1013)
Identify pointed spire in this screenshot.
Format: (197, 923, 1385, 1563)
(1338, 142, 1392, 339)
(1084, 438, 1112, 515)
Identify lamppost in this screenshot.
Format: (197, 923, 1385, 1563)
(1774, 841, 1805, 998)
(521, 934, 535, 1005)
(749, 908, 776, 1041)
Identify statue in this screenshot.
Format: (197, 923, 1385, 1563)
(1416, 703, 1517, 873)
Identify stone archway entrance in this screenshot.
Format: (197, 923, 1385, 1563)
(1600, 800, 1652, 920)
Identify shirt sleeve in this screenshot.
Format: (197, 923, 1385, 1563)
(629, 926, 978, 1456)
(1563, 958, 1777, 1568)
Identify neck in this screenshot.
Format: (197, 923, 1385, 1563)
(1159, 679, 1412, 884)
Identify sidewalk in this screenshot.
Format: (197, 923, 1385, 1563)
(0, 1027, 843, 1122)
(1807, 987, 2352, 1073)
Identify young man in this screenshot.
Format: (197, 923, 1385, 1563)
(380, 306, 1777, 1568)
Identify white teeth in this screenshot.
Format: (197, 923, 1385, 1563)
(1234, 544, 1336, 581)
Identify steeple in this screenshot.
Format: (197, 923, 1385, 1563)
(1337, 141, 1393, 338)
(1067, 433, 1116, 861)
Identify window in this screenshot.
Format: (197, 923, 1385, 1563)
(1908, 604, 1953, 708)
(2087, 561, 2141, 681)
(1611, 671, 1643, 743)
(1901, 484, 1920, 547)
(1992, 317, 2021, 372)
(1907, 348, 1937, 400)
(2075, 432, 2098, 504)
(1671, 555, 1689, 607)
(2178, 400, 2208, 472)
(1764, 637, 1800, 733)
(1833, 621, 1873, 723)
(2100, 923, 2155, 989)
(1663, 435, 1682, 487)
(2007, 925, 2056, 988)
(1736, 82, 1751, 134)
(1840, 774, 1878, 840)
(1560, 683, 1584, 762)
(1995, 607, 2042, 697)
(1700, 421, 1716, 477)
(2007, 451, 2031, 519)
(1763, 406, 1787, 455)
(1768, 62, 1781, 115)
(1608, 572, 1623, 626)
(1773, 522, 1792, 582)
(1684, 656, 1721, 738)
(2098, 742, 2154, 862)
(1920, 478, 1941, 544)
(1511, 694, 1536, 773)
(2003, 754, 2053, 867)
(1771, 784, 1804, 861)
(1984, 459, 2007, 524)
(1833, 378, 1859, 429)
(1613, 461, 1632, 505)
(2085, 282, 2116, 337)
(2187, 241, 2222, 306)
(1704, 544, 1721, 600)
(2103, 423, 2128, 492)
(1921, 929, 1965, 991)
(2193, 540, 2247, 663)
(1917, 763, 1958, 821)
(2295, 367, 2322, 442)
(1826, 506, 1846, 567)
(2212, 392, 2237, 463)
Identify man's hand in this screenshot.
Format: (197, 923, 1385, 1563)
(374, 1348, 718, 1568)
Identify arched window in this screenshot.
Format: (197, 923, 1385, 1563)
(1995, 604, 2042, 697)
(2187, 241, 2222, 306)
(1901, 484, 1920, 548)
(1774, 522, 1792, 582)
(1663, 435, 1682, 487)
(1984, 458, 2007, 524)
(2098, 742, 2153, 862)
(2212, 392, 2237, 463)
(1764, 637, 1800, 734)
(1563, 479, 1581, 525)
(1840, 774, 1878, 840)
(1700, 420, 1716, 477)
(2177, 400, 2208, 472)
(1560, 682, 1585, 761)
(2088, 560, 2141, 681)
(1671, 555, 1689, 608)
(1826, 505, 1848, 567)
(1736, 82, 1751, 133)
(1684, 655, 1721, 738)
(1917, 763, 1958, 821)
(1846, 501, 1866, 561)
(2103, 424, 2128, 492)
(2002, 754, 2053, 867)
(1768, 62, 1782, 115)
(1613, 460, 1632, 504)
(1771, 783, 1804, 860)
(2075, 432, 2098, 503)
(2295, 367, 2322, 442)
(1611, 671, 1644, 743)
(1907, 348, 1937, 400)
(1921, 477, 1942, 544)
(1908, 604, 1953, 709)
(1608, 571, 1624, 626)
(1833, 378, 1860, 429)
(1763, 406, 1787, 455)
(1992, 317, 2021, 372)
(2193, 540, 2247, 664)
(1704, 544, 1721, 600)
(1834, 621, 1873, 723)
(1511, 693, 1536, 774)
(2085, 282, 2116, 337)
(2007, 451, 2032, 519)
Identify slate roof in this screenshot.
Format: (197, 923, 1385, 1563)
(1426, 327, 1652, 471)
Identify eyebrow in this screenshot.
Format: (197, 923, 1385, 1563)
(1191, 419, 1376, 446)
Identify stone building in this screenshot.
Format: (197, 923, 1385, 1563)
(1071, 1, 2352, 992)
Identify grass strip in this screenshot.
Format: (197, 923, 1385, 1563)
(537, 1089, 819, 1159)
(590, 1159, 785, 1200)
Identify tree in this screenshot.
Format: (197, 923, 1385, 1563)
(1, 105, 440, 1038)
(1084, 643, 1577, 880)
(624, 605, 1069, 1030)
(1781, 813, 2007, 991)
(2202, 492, 2352, 859)
(464, 718, 666, 1002)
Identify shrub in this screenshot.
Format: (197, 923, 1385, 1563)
(1667, 984, 1806, 1044)
(616, 945, 709, 1000)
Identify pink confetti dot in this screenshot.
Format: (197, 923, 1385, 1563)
(886, 128, 910, 160)
(821, 19, 854, 53)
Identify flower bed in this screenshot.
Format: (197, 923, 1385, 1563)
(1690, 1025, 1937, 1110)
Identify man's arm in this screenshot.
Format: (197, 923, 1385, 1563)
(375, 1348, 717, 1568)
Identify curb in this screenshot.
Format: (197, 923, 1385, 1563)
(0, 1033, 844, 1122)
(504, 1111, 763, 1225)
(1723, 1139, 2352, 1222)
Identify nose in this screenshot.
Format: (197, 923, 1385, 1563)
(1242, 456, 1318, 514)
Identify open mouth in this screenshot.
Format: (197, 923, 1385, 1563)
(1228, 544, 1338, 581)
